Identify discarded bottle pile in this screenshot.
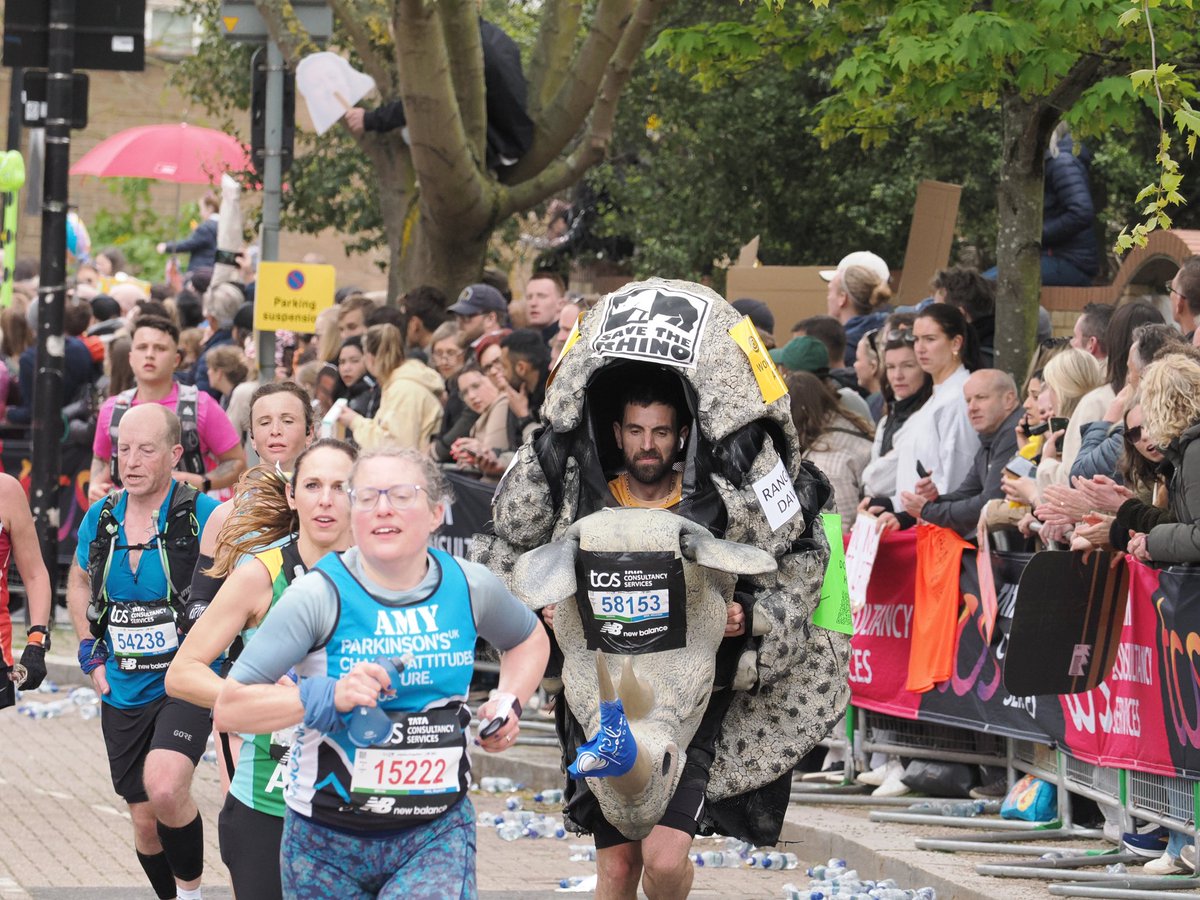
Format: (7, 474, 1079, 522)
(784, 859, 937, 899)
(15, 683, 100, 719)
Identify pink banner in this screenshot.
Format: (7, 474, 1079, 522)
(849, 530, 922, 719)
(1056, 561, 1174, 776)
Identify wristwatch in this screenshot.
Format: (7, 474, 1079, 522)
(26, 625, 50, 653)
(201, 477, 212, 493)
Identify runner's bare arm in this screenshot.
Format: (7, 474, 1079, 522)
(214, 676, 304, 735)
(166, 560, 273, 709)
(65, 562, 92, 641)
(478, 624, 550, 753)
(0, 475, 50, 629)
(176, 444, 246, 491)
(88, 455, 112, 503)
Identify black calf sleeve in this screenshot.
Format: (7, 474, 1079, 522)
(137, 850, 177, 900)
(156, 813, 204, 882)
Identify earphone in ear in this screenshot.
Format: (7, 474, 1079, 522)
(678, 437, 685, 449)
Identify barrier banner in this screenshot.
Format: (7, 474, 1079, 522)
(1153, 566, 1200, 778)
(849, 533, 1200, 778)
(850, 534, 1049, 742)
(1050, 561, 1174, 776)
(429, 471, 496, 559)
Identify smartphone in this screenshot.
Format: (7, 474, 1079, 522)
(214, 248, 240, 266)
(1050, 417, 1069, 452)
(1003, 456, 1036, 480)
(916, 461, 930, 479)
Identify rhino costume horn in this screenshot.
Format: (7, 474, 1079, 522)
(575, 650, 654, 797)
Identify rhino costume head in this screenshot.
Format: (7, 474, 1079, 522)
(513, 508, 776, 838)
(472, 277, 849, 845)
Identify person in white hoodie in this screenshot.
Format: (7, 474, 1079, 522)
(888, 304, 980, 512)
(338, 323, 445, 452)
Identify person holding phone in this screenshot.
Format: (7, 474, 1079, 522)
(888, 304, 980, 510)
(1030, 347, 1105, 499)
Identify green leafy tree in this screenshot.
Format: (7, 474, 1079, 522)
(588, 2, 1005, 286)
(88, 180, 197, 277)
(174, 0, 672, 300)
(657, 0, 1200, 378)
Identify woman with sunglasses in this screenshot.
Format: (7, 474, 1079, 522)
(860, 324, 934, 512)
(1122, 354, 1200, 567)
(886, 304, 980, 510)
(215, 447, 549, 898)
(166, 439, 357, 900)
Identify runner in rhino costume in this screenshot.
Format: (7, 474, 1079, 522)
(471, 277, 850, 848)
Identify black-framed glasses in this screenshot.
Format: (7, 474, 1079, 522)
(1040, 336, 1070, 349)
(348, 484, 427, 511)
(1165, 280, 1187, 301)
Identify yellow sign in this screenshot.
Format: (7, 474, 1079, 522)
(729, 316, 787, 404)
(222, 16, 239, 32)
(545, 309, 583, 390)
(254, 262, 336, 332)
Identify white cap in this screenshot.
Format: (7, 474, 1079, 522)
(819, 250, 890, 285)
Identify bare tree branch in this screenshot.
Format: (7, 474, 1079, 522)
(503, 0, 666, 213)
(527, 0, 583, 121)
(327, 0, 397, 95)
(393, 0, 492, 235)
(440, 0, 487, 162)
(509, 0, 637, 182)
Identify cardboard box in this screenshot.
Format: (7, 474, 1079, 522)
(726, 180, 962, 348)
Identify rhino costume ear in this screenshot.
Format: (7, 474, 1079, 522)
(679, 520, 777, 576)
(511, 524, 582, 610)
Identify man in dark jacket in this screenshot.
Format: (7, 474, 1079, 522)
(343, 18, 533, 175)
(156, 196, 219, 273)
(890, 370, 1022, 537)
(1042, 127, 1100, 286)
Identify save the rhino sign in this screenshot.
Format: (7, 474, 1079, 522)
(593, 287, 712, 368)
(753, 458, 800, 531)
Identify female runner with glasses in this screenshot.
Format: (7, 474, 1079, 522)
(166, 439, 357, 900)
(215, 447, 549, 898)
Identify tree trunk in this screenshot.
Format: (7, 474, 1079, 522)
(396, 216, 490, 301)
(994, 94, 1053, 381)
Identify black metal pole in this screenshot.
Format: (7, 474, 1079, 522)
(32, 0, 75, 599)
(6, 68, 23, 153)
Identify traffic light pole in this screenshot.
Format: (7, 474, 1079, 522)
(256, 40, 284, 383)
(30, 0, 75, 598)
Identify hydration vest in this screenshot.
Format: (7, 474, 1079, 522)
(86, 481, 202, 671)
(109, 385, 205, 485)
(288, 549, 477, 832)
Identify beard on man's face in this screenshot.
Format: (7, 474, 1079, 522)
(625, 449, 673, 485)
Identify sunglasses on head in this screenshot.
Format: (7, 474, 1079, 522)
(885, 328, 917, 345)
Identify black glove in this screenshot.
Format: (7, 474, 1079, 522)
(19, 643, 47, 691)
(180, 598, 210, 635)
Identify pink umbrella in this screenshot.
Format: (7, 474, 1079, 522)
(70, 123, 249, 184)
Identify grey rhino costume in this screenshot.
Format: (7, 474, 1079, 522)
(470, 277, 850, 842)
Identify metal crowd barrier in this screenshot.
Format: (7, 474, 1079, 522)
(787, 705, 1200, 897)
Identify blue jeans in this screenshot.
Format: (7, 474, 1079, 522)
(281, 798, 477, 899)
(981, 256, 1094, 287)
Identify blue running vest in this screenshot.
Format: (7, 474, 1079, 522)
(288, 549, 477, 832)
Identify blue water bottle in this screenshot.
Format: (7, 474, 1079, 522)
(346, 654, 415, 748)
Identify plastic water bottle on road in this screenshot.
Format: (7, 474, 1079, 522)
(690, 851, 741, 867)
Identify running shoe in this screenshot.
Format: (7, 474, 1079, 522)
(1122, 824, 1169, 859)
(1143, 850, 1190, 875)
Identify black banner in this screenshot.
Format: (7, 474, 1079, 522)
(575, 550, 687, 655)
(429, 471, 496, 559)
